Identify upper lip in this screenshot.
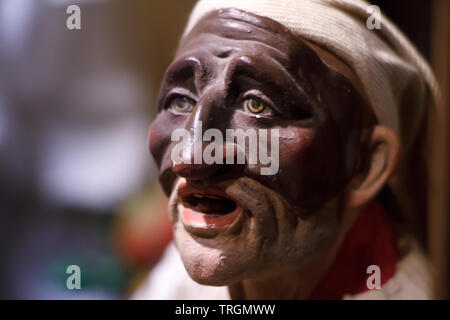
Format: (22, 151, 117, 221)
(177, 182, 238, 215)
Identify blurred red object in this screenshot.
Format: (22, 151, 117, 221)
(114, 183, 173, 269)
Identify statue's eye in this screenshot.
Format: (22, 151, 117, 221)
(169, 96, 195, 113)
(244, 97, 273, 116)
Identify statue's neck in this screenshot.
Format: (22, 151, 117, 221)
(228, 201, 400, 300)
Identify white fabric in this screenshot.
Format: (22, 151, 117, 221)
(131, 243, 229, 300)
(183, 0, 440, 153)
(344, 236, 432, 300)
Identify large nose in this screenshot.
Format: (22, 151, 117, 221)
(171, 143, 229, 180)
(170, 92, 244, 182)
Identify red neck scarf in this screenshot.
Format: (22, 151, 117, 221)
(309, 201, 399, 299)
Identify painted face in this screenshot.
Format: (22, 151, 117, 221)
(149, 8, 364, 285)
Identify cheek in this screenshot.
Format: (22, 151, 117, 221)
(279, 128, 315, 164)
(276, 127, 347, 211)
(148, 122, 166, 165)
(278, 128, 317, 190)
(149, 111, 188, 167)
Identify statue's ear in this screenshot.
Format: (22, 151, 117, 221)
(346, 125, 400, 209)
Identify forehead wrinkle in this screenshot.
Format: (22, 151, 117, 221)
(208, 19, 293, 56)
(214, 33, 290, 62)
(180, 32, 291, 71)
(218, 18, 291, 46)
(214, 8, 297, 46)
(182, 11, 295, 55)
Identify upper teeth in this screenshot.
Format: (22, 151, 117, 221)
(194, 194, 222, 200)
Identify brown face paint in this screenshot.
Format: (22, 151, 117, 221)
(149, 8, 364, 215)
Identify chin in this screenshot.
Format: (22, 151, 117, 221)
(172, 218, 259, 286)
(180, 251, 244, 286)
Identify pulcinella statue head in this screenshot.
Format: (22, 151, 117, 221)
(149, 0, 438, 299)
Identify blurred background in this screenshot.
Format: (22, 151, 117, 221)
(0, 0, 448, 299)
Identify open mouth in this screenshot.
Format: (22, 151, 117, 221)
(182, 193, 237, 215)
(177, 182, 242, 229)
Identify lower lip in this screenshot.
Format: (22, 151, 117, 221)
(181, 206, 242, 229)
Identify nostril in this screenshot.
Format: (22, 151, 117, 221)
(171, 162, 224, 181)
(171, 161, 244, 182)
(212, 165, 232, 177)
(170, 141, 245, 181)
(210, 164, 244, 180)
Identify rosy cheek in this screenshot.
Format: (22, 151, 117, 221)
(148, 124, 162, 154)
(148, 117, 173, 166)
(279, 128, 316, 169)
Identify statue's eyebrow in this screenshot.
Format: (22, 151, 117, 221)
(224, 54, 313, 114)
(157, 55, 210, 112)
(163, 55, 205, 90)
